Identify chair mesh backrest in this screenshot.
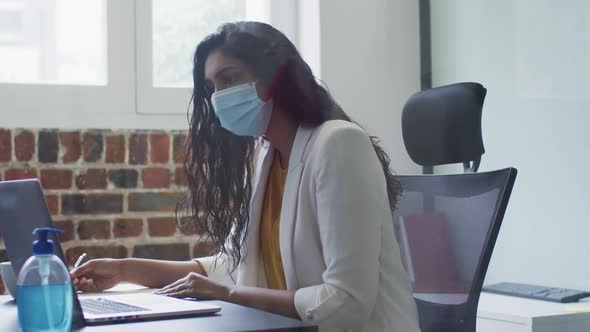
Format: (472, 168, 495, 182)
(392, 168, 516, 332)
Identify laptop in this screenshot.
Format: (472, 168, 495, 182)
(0, 179, 221, 326)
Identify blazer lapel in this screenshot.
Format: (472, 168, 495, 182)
(237, 142, 274, 286)
(280, 125, 315, 290)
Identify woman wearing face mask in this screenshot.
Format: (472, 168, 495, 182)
(71, 22, 420, 332)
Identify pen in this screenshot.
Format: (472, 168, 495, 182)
(74, 253, 87, 269)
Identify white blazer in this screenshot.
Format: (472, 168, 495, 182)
(198, 120, 420, 332)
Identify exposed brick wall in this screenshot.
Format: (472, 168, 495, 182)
(0, 128, 217, 295)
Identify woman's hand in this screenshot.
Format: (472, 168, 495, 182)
(154, 272, 231, 301)
(70, 259, 123, 292)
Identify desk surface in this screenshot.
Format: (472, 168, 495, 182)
(477, 292, 590, 331)
(478, 292, 590, 321)
(0, 288, 317, 332)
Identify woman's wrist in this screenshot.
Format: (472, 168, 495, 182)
(217, 284, 234, 302)
(116, 258, 131, 283)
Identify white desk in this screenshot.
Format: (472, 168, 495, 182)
(477, 292, 590, 332)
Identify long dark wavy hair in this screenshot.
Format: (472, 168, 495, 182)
(176, 21, 401, 272)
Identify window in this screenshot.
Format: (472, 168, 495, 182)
(137, 0, 298, 115)
(137, 0, 256, 115)
(0, 0, 134, 129)
(0, 0, 298, 128)
(152, 0, 247, 87)
(0, 0, 106, 85)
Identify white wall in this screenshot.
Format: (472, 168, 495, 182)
(431, 1, 590, 290)
(317, 0, 422, 175)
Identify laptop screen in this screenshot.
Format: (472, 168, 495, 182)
(0, 179, 85, 329)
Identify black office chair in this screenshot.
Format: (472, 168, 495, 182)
(395, 82, 517, 332)
(402, 82, 486, 173)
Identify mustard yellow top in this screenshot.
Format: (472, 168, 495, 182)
(259, 152, 288, 290)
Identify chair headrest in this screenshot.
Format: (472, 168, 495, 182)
(402, 82, 486, 169)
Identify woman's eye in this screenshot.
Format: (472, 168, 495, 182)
(221, 75, 235, 85)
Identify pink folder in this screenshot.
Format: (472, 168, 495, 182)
(399, 212, 468, 293)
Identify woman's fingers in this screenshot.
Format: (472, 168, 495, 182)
(85, 279, 98, 292)
(161, 289, 192, 299)
(77, 278, 90, 291)
(155, 276, 187, 294)
(156, 277, 193, 295)
(157, 282, 191, 297)
(70, 261, 95, 279)
(79, 278, 97, 293)
(73, 277, 90, 292)
(75, 276, 100, 293)
(155, 283, 182, 295)
(155, 273, 219, 300)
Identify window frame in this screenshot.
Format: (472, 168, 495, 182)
(0, 0, 300, 127)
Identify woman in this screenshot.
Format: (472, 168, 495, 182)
(71, 21, 420, 332)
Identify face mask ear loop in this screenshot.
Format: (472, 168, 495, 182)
(251, 81, 270, 103)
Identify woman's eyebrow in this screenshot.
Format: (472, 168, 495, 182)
(214, 66, 237, 80)
(205, 66, 236, 82)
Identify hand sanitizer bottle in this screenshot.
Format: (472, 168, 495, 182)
(17, 228, 73, 332)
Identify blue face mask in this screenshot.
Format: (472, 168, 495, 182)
(211, 82, 273, 137)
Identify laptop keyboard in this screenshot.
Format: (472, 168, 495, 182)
(80, 298, 149, 315)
